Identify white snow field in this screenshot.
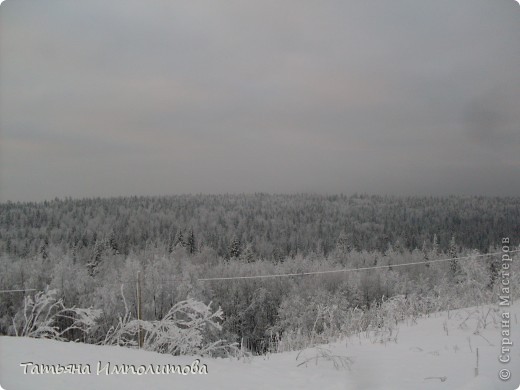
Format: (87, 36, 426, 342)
(1, 302, 519, 390)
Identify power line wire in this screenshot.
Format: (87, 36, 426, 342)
(197, 250, 520, 282)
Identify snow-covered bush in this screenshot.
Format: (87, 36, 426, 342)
(103, 289, 236, 357)
(10, 288, 101, 341)
(270, 289, 352, 352)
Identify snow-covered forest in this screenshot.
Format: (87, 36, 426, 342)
(0, 194, 518, 356)
(2, 194, 518, 258)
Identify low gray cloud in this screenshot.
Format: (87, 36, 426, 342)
(1, 0, 519, 201)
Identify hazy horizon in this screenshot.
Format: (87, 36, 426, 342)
(1, 0, 519, 202)
(2, 192, 520, 206)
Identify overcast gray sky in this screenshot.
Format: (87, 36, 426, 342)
(1, 0, 519, 201)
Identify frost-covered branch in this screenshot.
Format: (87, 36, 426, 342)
(103, 292, 236, 356)
(11, 288, 101, 341)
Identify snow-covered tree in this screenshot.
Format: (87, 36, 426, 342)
(229, 237, 241, 259)
(186, 229, 196, 254)
(239, 243, 255, 263)
(449, 235, 460, 276)
(432, 234, 439, 257)
(86, 239, 104, 277)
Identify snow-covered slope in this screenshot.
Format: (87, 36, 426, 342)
(1, 302, 519, 390)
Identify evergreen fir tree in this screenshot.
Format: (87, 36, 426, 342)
(272, 247, 284, 263)
(39, 237, 49, 260)
(229, 236, 241, 258)
(175, 230, 185, 248)
(449, 235, 460, 275)
(393, 239, 403, 254)
(336, 231, 352, 253)
(106, 231, 119, 255)
(422, 240, 430, 268)
(432, 234, 439, 257)
(187, 229, 196, 254)
(87, 239, 103, 277)
(239, 243, 255, 263)
(167, 232, 175, 254)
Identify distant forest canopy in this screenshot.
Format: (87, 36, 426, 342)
(0, 193, 518, 260)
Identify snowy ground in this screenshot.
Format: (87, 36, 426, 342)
(1, 302, 519, 390)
